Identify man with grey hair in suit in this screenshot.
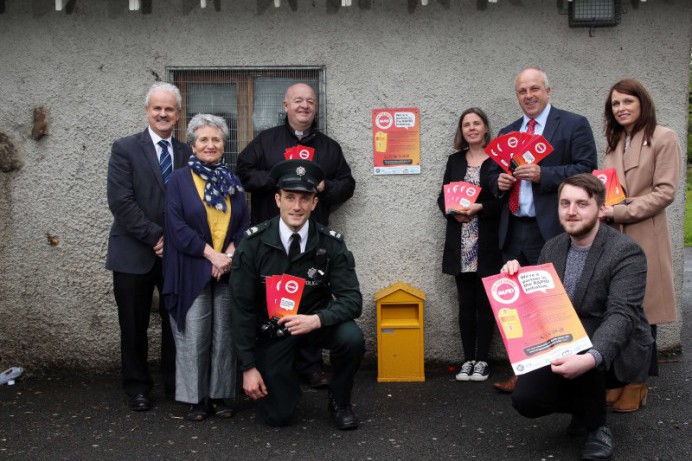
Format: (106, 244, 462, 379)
(491, 67, 597, 393)
(501, 173, 653, 461)
(107, 82, 192, 411)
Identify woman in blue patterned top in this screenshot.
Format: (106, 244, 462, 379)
(438, 108, 503, 382)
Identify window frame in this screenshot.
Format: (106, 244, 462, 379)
(166, 66, 327, 155)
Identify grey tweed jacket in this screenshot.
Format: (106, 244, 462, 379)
(538, 224, 653, 383)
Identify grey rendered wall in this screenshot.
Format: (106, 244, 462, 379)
(0, 0, 690, 371)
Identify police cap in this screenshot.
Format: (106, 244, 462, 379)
(270, 159, 325, 193)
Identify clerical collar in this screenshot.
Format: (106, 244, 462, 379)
(294, 127, 312, 139)
(291, 125, 312, 139)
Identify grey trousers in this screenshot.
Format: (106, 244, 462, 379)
(170, 280, 236, 404)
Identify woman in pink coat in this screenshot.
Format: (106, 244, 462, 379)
(601, 79, 681, 412)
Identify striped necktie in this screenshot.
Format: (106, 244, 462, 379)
(158, 140, 172, 185)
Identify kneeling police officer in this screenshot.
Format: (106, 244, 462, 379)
(229, 159, 364, 430)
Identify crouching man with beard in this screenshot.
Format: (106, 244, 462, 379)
(502, 173, 653, 460)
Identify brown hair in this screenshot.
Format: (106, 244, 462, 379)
(453, 107, 491, 151)
(604, 79, 657, 153)
(558, 173, 606, 208)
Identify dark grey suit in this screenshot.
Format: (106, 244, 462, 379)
(538, 223, 653, 383)
(106, 128, 191, 397)
(512, 224, 653, 429)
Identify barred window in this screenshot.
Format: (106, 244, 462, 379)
(168, 67, 325, 172)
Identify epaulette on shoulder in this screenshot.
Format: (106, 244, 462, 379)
(318, 224, 344, 242)
(244, 221, 270, 238)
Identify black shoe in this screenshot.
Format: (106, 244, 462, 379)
(129, 393, 151, 412)
(306, 371, 330, 389)
(328, 398, 359, 430)
(566, 415, 588, 437)
(210, 399, 234, 419)
(186, 402, 209, 422)
(581, 426, 614, 460)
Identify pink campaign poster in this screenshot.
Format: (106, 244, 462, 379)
(482, 264, 592, 375)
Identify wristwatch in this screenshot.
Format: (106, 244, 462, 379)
(225, 252, 233, 261)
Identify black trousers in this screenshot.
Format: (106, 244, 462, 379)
(294, 345, 323, 376)
(255, 320, 364, 427)
(512, 365, 607, 430)
(502, 217, 545, 266)
(113, 261, 175, 397)
(455, 272, 495, 362)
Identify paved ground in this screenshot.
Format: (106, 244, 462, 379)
(1, 252, 691, 460)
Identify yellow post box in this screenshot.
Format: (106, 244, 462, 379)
(375, 281, 426, 382)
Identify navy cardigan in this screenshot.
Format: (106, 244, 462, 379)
(162, 166, 250, 331)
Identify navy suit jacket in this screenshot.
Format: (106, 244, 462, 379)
(490, 107, 597, 247)
(106, 128, 191, 274)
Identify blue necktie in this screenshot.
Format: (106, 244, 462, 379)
(158, 140, 172, 185)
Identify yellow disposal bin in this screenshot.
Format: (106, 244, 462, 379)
(375, 282, 426, 382)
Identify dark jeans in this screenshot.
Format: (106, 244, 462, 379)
(649, 324, 658, 376)
(113, 261, 175, 397)
(455, 272, 495, 362)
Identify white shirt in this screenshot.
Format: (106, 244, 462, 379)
(148, 127, 175, 167)
(279, 218, 309, 255)
(515, 103, 552, 217)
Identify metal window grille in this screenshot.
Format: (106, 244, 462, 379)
(167, 67, 325, 172)
(569, 0, 621, 28)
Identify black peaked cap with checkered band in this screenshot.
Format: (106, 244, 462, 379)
(270, 159, 325, 193)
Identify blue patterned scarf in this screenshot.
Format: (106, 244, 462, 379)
(188, 155, 243, 212)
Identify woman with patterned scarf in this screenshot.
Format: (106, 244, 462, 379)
(162, 113, 249, 421)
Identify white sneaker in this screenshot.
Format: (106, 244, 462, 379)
(470, 361, 490, 381)
(455, 361, 476, 382)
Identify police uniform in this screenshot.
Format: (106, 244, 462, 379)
(229, 160, 364, 428)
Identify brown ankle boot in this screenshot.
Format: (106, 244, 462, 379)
(606, 387, 623, 406)
(493, 375, 517, 393)
(612, 382, 648, 413)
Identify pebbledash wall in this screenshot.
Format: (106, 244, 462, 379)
(0, 0, 690, 372)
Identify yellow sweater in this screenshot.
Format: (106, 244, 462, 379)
(192, 171, 231, 252)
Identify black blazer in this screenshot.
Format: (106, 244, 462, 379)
(437, 151, 502, 277)
(490, 107, 597, 248)
(236, 121, 355, 226)
(106, 128, 191, 274)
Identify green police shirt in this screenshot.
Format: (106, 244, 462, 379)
(229, 216, 362, 371)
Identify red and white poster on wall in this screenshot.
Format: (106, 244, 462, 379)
(372, 107, 421, 175)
